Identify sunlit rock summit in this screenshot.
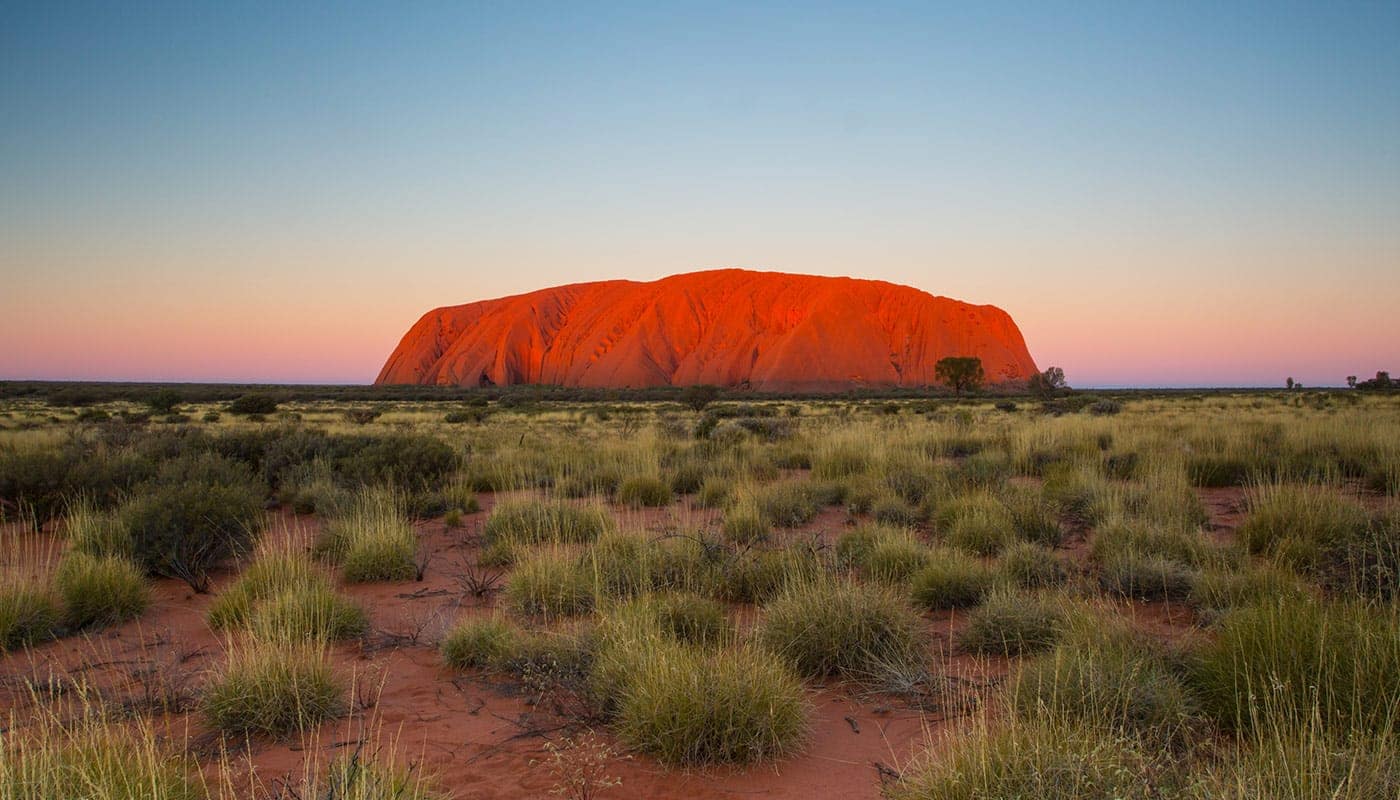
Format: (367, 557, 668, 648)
(375, 269, 1038, 392)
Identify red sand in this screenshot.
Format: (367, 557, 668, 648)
(375, 269, 1039, 391)
(1, 487, 1248, 799)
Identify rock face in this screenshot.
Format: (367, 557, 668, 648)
(375, 269, 1038, 392)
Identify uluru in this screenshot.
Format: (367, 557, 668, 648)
(375, 269, 1038, 392)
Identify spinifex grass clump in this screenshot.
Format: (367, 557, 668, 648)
(758, 577, 925, 681)
(0, 687, 206, 800)
(1236, 483, 1372, 573)
(1188, 595, 1400, 737)
(614, 641, 809, 765)
(592, 601, 806, 766)
(615, 474, 673, 508)
(54, 552, 149, 630)
(63, 497, 132, 559)
(754, 480, 824, 527)
(887, 713, 1177, 800)
(0, 579, 60, 651)
(441, 616, 516, 669)
(314, 488, 418, 582)
(957, 588, 1065, 657)
(936, 492, 1016, 556)
(836, 525, 931, 584)
(503, 549, 594, 618)
(1008, 618, 1198, 743)
(910, 548, 998, 610)
(202, 641, 346, 738)
(208, 544, 328, 630)
(998, 541, 1065, 589)
(482, 499, 614, 555)
(718, 545, 824, 604)
(248, 583, 369, 642)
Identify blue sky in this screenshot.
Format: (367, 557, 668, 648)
(2, 1, 1397, 386)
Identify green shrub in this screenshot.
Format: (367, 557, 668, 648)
(616, 475, 673, 508)
(910, 549, 997, 610)
(54, 553, 149, 630)
(441, 617, 516, 669)
(957, 589, 1064, 656)
(613, 640, 808, 764)
(0, 582, 60, 650)
(759, 578, 925, 680)
(228, 393, 281, 415)
(118, 466, 263, 591)
(1189, 596, 1400, 736)
(202, 642, 345, 737)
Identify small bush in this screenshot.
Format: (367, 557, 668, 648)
(0, 582, 60, 650)
(759, 578, 925, 680)
(202, 642, 345, 737)
(228, 393, 281, 415)
(910, 549, 997, 610)
(957, 589, 1064, 656)
(118, 465, 264, 591)
(54, 553, 149, 630)
(442, 617, 516, 669)
(616, 475, 673, 508)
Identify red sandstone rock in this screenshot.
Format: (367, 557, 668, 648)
(375, 269, 1038, 391)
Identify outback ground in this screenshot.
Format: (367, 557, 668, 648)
(1, 389, 1397, 799)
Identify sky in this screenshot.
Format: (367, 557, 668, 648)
(2, 1, 1397, 388)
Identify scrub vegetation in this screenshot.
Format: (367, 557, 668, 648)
(0, 386, 1397, 797)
